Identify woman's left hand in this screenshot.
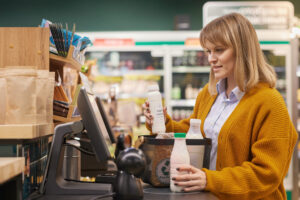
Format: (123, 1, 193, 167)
(173, 164, 207, 192)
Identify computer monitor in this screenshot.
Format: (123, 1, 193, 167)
(77, 87, 113, 163)
(95, 96, 116, 144)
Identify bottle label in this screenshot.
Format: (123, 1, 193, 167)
(155, 158, 170, 184)
(149, 100, 166, 133)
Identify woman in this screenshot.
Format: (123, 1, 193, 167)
(143, 13, 298, 199)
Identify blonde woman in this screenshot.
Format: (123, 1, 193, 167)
(143, 13, 297, 199)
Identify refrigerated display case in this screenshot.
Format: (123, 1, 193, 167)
(85, 48, 165, 98)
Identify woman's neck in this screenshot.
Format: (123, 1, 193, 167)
(225, 78, 237, 98)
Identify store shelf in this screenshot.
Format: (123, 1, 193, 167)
(171, 99, 196, 107)
(124, 70, 164, 76)
(0, 157, 24, 184)
(97, 92, 165, 100)
(172, 66, 210, 73)
(98, 70, 164, 77)
(0, 123, 53, 139)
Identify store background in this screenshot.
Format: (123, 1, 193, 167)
(0, 0, 299, 31)
(0, 0, 299, 200)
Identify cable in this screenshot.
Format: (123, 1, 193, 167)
(64, 143, 95, 156)
(88, 192, 116, 200)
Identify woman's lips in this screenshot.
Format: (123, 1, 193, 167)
(212, 65, 222, 72)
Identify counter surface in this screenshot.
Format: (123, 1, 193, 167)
(0, 157, 24, 184)
(33, 189, 218, 200)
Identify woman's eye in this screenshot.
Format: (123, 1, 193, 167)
(215, 48, 224, 52)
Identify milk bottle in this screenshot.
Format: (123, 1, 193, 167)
(147, 84, 166, 134)
(170, 133, 190, 192)
(186, 119, 205, 169)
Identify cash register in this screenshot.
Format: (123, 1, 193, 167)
(38, 87, 146, 200)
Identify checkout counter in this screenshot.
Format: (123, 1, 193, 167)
(30, 87, 217, 200)
(33, 190, 217, 200)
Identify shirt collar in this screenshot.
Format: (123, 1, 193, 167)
(216, 79, 244, 102)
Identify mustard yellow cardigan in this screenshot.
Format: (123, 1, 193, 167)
(164, 83, 298, 200)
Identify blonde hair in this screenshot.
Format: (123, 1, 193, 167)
(200, 13, 276, 95)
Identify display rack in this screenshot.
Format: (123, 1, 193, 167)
(50, 46, 82, 123)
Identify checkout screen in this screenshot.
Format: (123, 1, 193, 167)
(87, 94, 113, 153)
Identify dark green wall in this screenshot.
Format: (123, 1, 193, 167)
(0, 0, 299, 31)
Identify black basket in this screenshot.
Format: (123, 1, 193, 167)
(138, 135, 212, 187)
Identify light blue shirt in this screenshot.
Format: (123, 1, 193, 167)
(203, 79, 245, 170)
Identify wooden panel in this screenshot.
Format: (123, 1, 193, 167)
(0, 157, 24, 184)
(0, 27, 49, 69)
(0, 123, 53, 139)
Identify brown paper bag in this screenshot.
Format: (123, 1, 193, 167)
(46, 72, 55, 123)
(0, 78, 6, 124)
(36, 70, 49, 124)
(0, 68, 37, 124)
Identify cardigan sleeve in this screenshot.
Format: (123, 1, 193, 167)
(202, 89, 298, 199)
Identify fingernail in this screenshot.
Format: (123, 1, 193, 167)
(181, 189, 185, 192)
(172, 177, 175, 181)
(174, 183, 178, 186)
(176, 168, 180, 171)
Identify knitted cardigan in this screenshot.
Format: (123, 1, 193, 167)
(163, 82, 298, 200)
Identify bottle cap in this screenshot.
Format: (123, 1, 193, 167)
(190, 119, 201, 125)
(174, 133, 186, 138)
(148, 84, 159, 92)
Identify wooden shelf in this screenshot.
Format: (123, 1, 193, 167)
(50, 46, 81, 71)
(0, 157, 24, 184)
(0, 123, 53, 139)
(53, 86, 82, 123)
(53, 115, 81, 123)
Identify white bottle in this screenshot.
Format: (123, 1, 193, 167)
(170, 133, 190, 192)
(186, 119, 205, 169)
(147, 84, 166, 134)
(186, 119, 203, 139)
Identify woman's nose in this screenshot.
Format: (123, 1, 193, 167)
(208, 53, 217, 64)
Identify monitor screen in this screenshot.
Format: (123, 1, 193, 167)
(95, 96, 116, 144)
(77, 87, 113, 162)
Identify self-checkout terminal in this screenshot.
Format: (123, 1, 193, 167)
(39, 87, 146, 200)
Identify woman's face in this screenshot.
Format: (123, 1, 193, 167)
(204, 41, 236, 82)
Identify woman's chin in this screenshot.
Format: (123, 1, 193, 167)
(214, 74, 225, 80)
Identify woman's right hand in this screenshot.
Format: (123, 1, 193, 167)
(142, 101, 167, 127)
(142, 101, 153, 126)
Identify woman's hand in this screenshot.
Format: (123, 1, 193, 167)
(172, 164, 207, 192)
(142, 101, 167, 127)
(142, 101, 153, 126)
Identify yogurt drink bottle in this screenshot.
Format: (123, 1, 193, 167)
(147, 84, 166, 134)
(170, 133, 190, 192)
(186, 119, 203, 139)
(186, 119, 205, 168)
